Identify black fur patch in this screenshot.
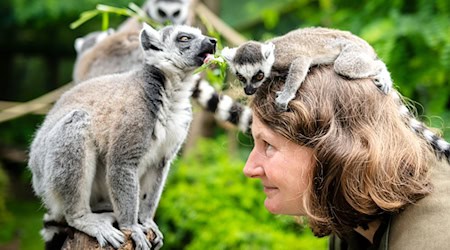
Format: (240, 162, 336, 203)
(235, 41, 263, 65)
(207, 93, 220, 112)
(227, 103, 242, 125)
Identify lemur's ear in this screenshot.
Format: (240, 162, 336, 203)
(74, 37, 85, 54)
(221, 47, 237, 62)
(261, 42, 275, 60)
(140, 22, 163, 51)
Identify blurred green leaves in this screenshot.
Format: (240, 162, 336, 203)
(157, 136, 328, 249)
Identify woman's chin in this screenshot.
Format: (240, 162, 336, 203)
(264, 197, 282, 214)
(264, 197, 305, 216)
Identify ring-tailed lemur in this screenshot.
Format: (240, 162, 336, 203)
(221, 26, 392, 111)
(73, 25, 252, 134)
(221, 26, 450, 161)
(29, 23, 217, 249)
(143, 0, 192, 25)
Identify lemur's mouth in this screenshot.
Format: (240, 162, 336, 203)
(197, 38, 217, 65)
(197, 49, 215, 64)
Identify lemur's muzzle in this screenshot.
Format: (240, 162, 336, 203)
(197, 37, 217, 64)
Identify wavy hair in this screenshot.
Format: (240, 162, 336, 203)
(251, 65, 435, 237)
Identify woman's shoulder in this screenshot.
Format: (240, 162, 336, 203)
(389, 159, 450, 249)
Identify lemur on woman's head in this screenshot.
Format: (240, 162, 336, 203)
(222, 27, 392, 111)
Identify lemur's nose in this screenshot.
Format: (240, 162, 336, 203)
(208, 37, 217, 46)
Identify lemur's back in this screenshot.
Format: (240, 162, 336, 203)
(270, 27, 376, 71)
(73, 31, 143, 83)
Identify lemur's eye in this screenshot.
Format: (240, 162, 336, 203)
(178, 36, 190, 42)
(158, 9, 167, 18)
(236, 74, 246, 83)
(255, 71, 265, 81)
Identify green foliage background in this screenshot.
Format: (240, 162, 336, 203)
(0, 0, 449, 249)
(157, 137, 327, 249)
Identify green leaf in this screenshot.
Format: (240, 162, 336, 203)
(69, 9, 100, 29)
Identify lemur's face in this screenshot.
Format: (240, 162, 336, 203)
(140, 24, 217, 71)
(222, 41, 275, 95)
(144, 0, 190, 25)
(234, 62, 269, 95)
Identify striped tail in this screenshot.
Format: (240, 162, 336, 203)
(391, 90, 450, 162)
(191, 76, 252, 134)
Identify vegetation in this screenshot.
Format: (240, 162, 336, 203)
(0, 0, 448, 249)
(158, 136, 328, 249)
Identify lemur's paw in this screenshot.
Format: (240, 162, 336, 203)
(93, 223, 125, 248)
(275, 90, 294, 111)
(373, 69, 392, 94)
(139, 219, 164, 250)
(69, 212, 124, 248)
(122, 225, 152, 250)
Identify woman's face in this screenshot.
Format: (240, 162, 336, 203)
(243, 115, 315, 215)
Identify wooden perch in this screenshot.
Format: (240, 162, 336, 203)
(61, 229, 156, 250)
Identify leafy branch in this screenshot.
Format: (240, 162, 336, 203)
(70, 3, 160, 30)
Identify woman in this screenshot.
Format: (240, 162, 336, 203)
(243, 65, 450, 249)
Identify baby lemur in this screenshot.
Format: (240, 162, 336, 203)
(221, 26, 392, 110)
(222, 27, 450, 162)
(28, 23, 216, 249)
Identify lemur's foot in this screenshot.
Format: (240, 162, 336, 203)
(373, 68, 392, 94)
(275, 90, 294, 111)
(68, 212, 124, 248)
(122, 224, 152, 250)
(139, 219, 164, 250)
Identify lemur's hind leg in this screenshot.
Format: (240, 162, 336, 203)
(334, 42, 392, 94)
(44, 110, 124, 248)
(275, 56, 313, 111)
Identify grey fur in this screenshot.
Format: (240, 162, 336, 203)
(222, 26, 393, 110)
(73, 23, 252, 134)
(29, 24, 216, 249)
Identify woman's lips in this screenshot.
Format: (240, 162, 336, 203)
(263, 186, 278, 196)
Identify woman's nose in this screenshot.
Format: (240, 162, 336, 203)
(243, 150, 264, 178)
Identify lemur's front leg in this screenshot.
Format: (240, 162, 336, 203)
(137, 158, 172, 250)
(108, 141, 152, 250)
(275, 57, 313, 111)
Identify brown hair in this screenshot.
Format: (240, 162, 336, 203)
(251, 65, 435, 237)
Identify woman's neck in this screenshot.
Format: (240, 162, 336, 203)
(354, 220, 381, 244)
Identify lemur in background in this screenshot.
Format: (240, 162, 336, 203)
(143, 0, 192, 25)
(116, 0, 192, 33)
(73, 24, 252, 134)
(29, 24, 216, 250)
(221, 26, 450, 161)
(221, 26, 392, 111)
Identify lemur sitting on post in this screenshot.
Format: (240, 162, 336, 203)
(221, 26, 392, 111)
(28, 23, 216, 250)
(73, 25, 252, 134)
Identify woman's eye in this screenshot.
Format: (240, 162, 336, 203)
(264, 141, 274, 155)
(179, 36, 190, 42)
